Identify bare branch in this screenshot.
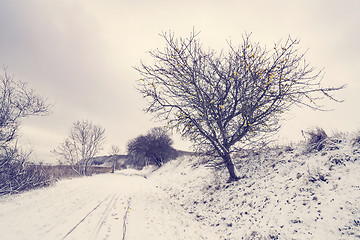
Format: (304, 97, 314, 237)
(0, 67, 51, 148)
(53, 120, 106, 175)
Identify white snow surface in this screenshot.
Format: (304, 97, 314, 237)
(0, 167, 216, 240)
(1, 134, 360, 239)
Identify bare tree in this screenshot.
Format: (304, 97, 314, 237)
(53, 120, 106, 175)
(0, 67, 51, 195)
(134, 30, 345, 181)
(110, 145, 120, 173)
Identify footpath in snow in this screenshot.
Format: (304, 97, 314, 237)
(0, 170, 217, 240)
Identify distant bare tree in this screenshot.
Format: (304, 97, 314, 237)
(134, 30, 345, 181)
(110, 145, 120, 173)
(53, 120, 106, 175)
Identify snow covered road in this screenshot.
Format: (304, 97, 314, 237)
(0, 171, 216, 240)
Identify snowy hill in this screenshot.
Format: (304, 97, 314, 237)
(149, 132, 360, 239)
(92, 154, 128, 168)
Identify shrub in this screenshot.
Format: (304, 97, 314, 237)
(303, 127, 342, 153)
(0, 147, 53, 196)
(304, 127, 328, 152)
(127, 127, 178, 169)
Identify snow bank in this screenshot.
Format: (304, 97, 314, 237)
(149, 136, 360, 239)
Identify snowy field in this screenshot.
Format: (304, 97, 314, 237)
(1, 134, 360, 239)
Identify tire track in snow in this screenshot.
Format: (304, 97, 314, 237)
(61, 193, 114, 239)
(122, 197, 132, 240)
(1, 174, 149, 240)
(89, 193, 121, 240)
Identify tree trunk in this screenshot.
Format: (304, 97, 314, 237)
(223, 153, 240, 182)
(83, 164, 87, 176)
(112, 159, 116, 173)
(84, 160, 91, 176)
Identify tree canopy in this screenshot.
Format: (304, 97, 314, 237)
(127, 127, 177, 168)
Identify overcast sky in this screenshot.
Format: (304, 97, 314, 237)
(0, 0, 359, 163)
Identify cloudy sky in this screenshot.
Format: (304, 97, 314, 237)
(0, 0, 359, 163)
